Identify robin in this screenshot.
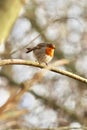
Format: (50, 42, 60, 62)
(26, 43, 55, 65)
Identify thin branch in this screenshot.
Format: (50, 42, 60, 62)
(0, 109, 28, 121)
(0, 66, 45, 113)
(0, 59, 87, 84)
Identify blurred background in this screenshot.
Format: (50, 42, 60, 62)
(0, 0, 87, 129)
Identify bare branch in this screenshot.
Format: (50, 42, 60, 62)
(0, 59, 87, 84)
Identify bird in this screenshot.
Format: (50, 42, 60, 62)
(26, 43, 55, 65)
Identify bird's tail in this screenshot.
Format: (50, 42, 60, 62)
(26, 48, 33, 53)
(26, 47, 36, 53)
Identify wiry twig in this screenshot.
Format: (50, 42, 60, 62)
(10, 16, 80, 55)
(0, 59, 87, 84)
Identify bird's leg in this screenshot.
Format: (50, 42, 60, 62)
(45, 62, 48, 66)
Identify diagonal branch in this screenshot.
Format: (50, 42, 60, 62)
(0, 59, 87, 84)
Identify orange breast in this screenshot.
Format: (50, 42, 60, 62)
(46, 47, 54, 57)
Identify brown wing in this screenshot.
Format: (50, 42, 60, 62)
(26, 43, 46, 53)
